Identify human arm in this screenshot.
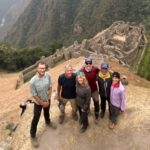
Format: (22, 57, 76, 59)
(33, 96, 49, 108)
(82, 87, 91, 111)
(47, 73, 52, 101)
(48, 86, 52, 102)
(57, 84, 61, 101)
(120, 89, 126, 112)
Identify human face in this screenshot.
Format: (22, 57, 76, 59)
(77, 76, 84, 85)
(85, 62, 92, 70)
(112, 77, 120, 84)
(37, 63, 46, 77)
(101, 68, 108, 75)
(65, 67, 73, 78)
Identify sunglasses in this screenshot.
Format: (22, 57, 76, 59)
(85, 62, 92, 65)
(77, 71, 84, 76)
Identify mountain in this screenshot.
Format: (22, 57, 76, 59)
(0, 0, 31, 40)
(3, 0, 150, 80)
(0, 0, 15, 19)
(5, 0, 150, 48)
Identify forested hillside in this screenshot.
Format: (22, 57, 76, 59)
(2, 0, 150, 80)
(138, 40, 150, 80)
(0, 42, 62, 71)
(0, 0, 31, 39)
(5, 0, 150, 48)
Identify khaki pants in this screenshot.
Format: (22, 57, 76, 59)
(59, 98, 77, 117)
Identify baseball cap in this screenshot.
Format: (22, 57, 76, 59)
(101, 62, 109, 69)
(85, 57, 92, 65)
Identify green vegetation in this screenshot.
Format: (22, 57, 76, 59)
(138, 39, 150, 80)
(5, 0, 150, 48)
(2, 0, 150, 80)
(0, 42, 62, 71)
(130, 48, 143, 73)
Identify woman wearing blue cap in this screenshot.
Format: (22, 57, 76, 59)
(76, 72, 91, 133)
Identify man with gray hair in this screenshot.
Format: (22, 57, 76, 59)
(57, 64, 78, 124)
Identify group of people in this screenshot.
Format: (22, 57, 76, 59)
(29, 57, 126, 147)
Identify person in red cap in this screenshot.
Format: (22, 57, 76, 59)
(80, 57, 100, 123)
(97, 62, 112, 119)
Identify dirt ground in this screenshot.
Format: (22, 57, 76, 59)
(35, 84, 150, 150)
(0, 57, 150, 150)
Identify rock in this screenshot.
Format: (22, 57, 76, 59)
(3, 121, 11, 130)
(74, 23, 83, 35)
(80, 50, 93, 57)
(121, 76, 129, 85)
(71, 52, 81, 58)
(17, 21, 147, 89)
(63, 48, 71, 60)
(0, 140, 13, 150)
(73, 40, 79, 46)
(81, 39, 90, 50)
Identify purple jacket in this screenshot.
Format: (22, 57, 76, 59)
(110, 82, 126, 111)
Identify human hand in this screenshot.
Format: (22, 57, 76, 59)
(56, 94, 61, 101)
(120, 111, 125, 118)
(42, 101, 49, 108)
(81, 108, 85, 112)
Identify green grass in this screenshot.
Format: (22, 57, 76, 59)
(137, 40, 150, 80)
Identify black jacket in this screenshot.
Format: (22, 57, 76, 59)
(97, 72, 112, 98)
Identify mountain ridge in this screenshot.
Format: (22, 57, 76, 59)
(0, 0, 31, 40)
(5, 0, 150, 48)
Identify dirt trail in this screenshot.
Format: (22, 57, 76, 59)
(36, 85, 150, 150)
(0, 57, 150, 150)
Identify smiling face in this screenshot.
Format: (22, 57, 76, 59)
(112, 77, 120, 84)
(77, 76, 84, 85)
(37, 63, 46, 77)
(85, 61, 92, 71)
(65, 66, 73, 78)
(101, 68, 108, 75)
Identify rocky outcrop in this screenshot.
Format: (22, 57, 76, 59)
(16, 21, 147, 88)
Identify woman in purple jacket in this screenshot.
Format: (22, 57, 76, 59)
(109, 72, 126, 129)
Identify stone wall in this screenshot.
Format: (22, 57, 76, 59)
(16, 21, 147, 88)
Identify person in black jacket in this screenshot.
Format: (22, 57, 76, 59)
(97, 62, 112, 118)
(76, 72, 91, 133)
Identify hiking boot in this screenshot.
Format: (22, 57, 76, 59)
(95, 112, 99, 124)
(100, 111, 105, 118)
(46, 122, 57, 129)
(72, 113, 78, 121)
(59, 115, 64, 124)
(108, 122, 115, 129)
(80, 126, 87, 133)
(31, 137, 39, 148)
